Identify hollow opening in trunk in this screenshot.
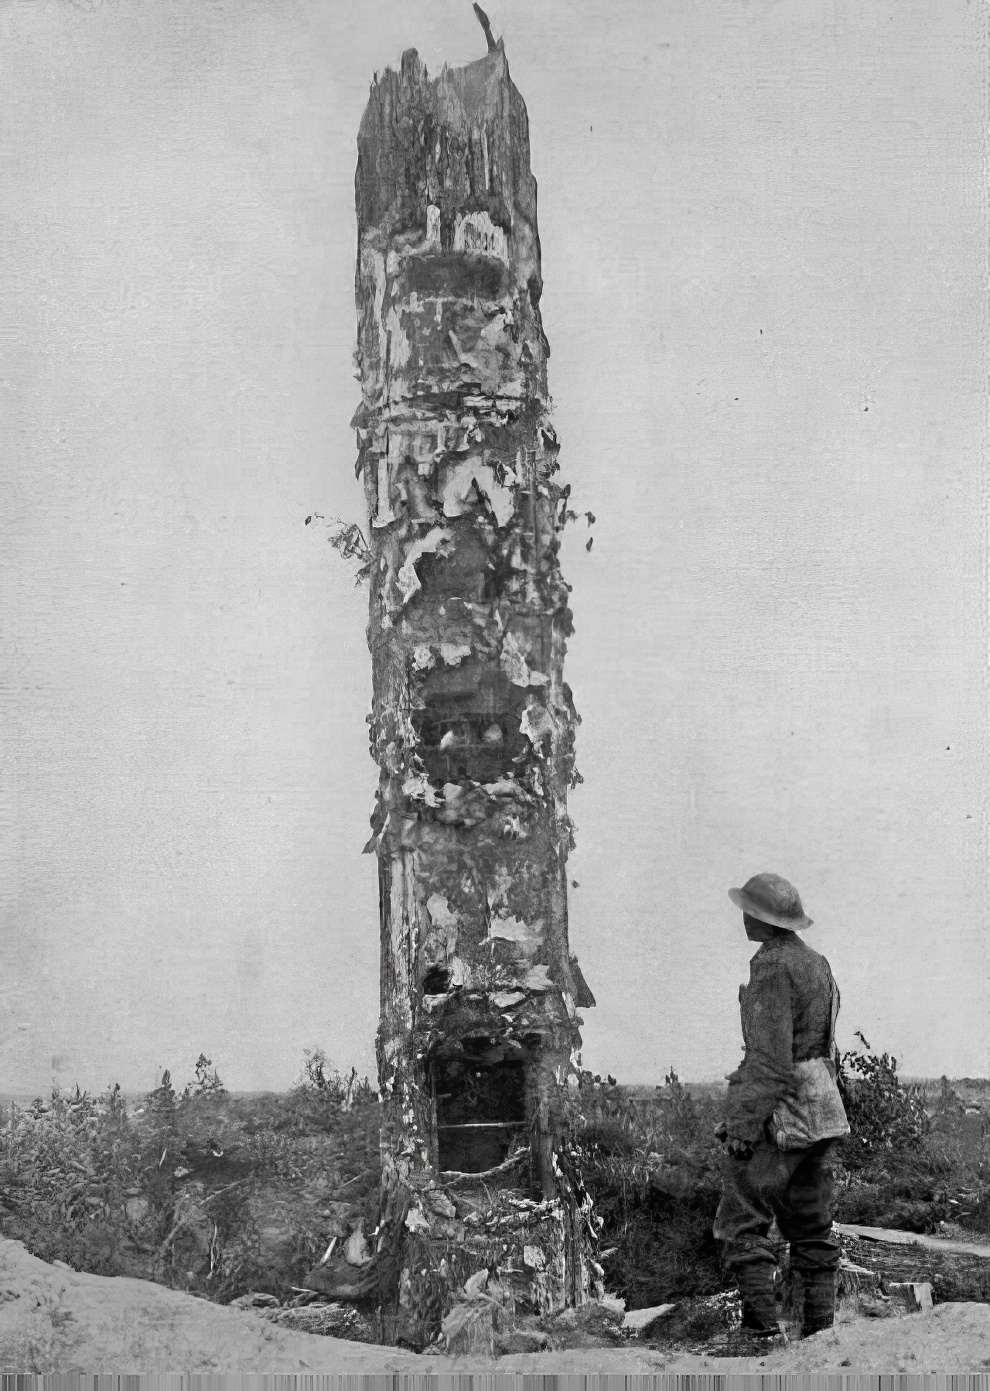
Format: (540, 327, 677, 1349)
(432, 1050, 528, 1173)
(412, 660, 529, 784)
(422, 965, 451, 996)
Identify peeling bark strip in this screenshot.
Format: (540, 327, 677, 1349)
(351, 34, 598, 1349)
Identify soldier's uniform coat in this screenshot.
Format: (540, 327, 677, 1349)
(714, 932, 842, 1275)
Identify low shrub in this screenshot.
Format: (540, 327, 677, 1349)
(838, 1033, 931, 1161)
(563, 1070, 727, 1309)
(829, 1044, 990, 1249)
(0, 1052, 380, 1304)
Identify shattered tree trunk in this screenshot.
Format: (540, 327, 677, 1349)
(351, 39, 598, 1348)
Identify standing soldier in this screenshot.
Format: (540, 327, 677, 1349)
(714, 872, 849, 1342)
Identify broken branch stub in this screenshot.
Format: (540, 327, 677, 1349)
(350, 33, 598, 1349)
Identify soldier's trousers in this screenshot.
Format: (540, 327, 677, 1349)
(713, 1136, 840, 1274)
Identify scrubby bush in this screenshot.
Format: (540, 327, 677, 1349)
(838, 1032, 931, 1160)
(830, 1042, 990, 1243)
(296, 1048, 377, 1112)
(184, 1054, 226, 1099)
(0, 1083, 149, 1276)
(0, 1052, 379, 1305)
(562, 1069, 726, 1309)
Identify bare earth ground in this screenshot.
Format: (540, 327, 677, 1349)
(2, 1239, 990, 1374)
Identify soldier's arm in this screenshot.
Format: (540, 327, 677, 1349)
(724, 958, 794, 1143)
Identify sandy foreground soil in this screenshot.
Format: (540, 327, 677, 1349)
(2, 1238, 990, 1374)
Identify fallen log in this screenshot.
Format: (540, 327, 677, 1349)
(834, 1222, 990, 1302)
(835, 1223, 990, 1258)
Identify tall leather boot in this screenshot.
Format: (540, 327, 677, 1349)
(798, 1269, 836, 1337)
(734, 1261, 781, 1337)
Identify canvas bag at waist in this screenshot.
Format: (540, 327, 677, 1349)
(771, 982, 850, 1151)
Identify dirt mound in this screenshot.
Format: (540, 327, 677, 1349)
(492, 1303, 990, 1374)
(0, 1238, 418, 1373)
(2, 1236, 990, 1373)
(772, 1304, 990, 1373)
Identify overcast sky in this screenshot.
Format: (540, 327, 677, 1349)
(0, 0, 985, 1094)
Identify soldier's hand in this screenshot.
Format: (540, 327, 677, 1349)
(714, 1121, 753, 1159)
(726, 1135, 754, 1161)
